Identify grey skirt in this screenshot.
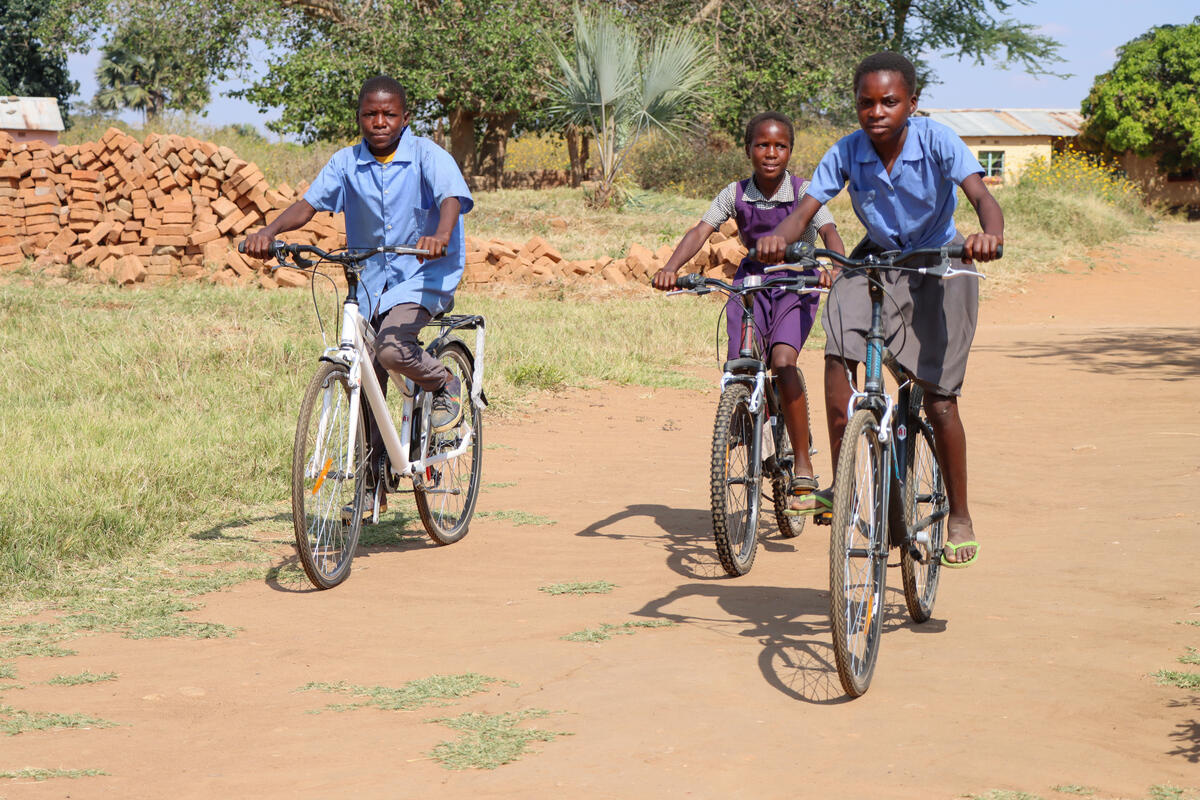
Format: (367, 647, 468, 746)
(822, 234, 977, 396)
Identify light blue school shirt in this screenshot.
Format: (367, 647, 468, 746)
(806, 117, 983, 252)
(304, 127, 474, 317)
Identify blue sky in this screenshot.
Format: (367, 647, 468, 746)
(66, 0, 1199, 136)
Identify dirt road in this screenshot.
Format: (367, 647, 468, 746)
(5, 223, 1198, 799)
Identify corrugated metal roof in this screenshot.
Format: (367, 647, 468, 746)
(920, 108, 1082, 137)
(0, 97, 65, 132)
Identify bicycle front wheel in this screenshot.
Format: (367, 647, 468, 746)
(829, 407, 887, 697)
(415, 340, 483, 545)
(901, 415, 945, 623)
(292, 361, 366, 589)
(711, 384, 761, 576)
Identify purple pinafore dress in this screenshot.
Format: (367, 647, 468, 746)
(725, 174, 820, 360)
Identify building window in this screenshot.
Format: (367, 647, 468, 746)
(978, 151, 1005, 178)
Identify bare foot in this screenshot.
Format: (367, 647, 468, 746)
(788, 487, 831, 514)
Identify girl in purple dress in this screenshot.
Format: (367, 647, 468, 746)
(654, 112, 845, 513)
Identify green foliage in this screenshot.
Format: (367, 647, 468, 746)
(0, 0, 78, 125)
(47, 671, 118, 686)
(1152, 669, 1200, 689)
(628, 131, 748, 199)
(0, 663, 14, 681)
(561, 619, 676, 642)
(0, 704, 118, 736)
(546, 5, 714, 207)
(1051, 787, 1096, 796)
(428, 710, 569, 770)
(300, 674, 500, 712)
(475, 510, 557, 527)
(1081, 19, 1200, 173)
(538, 581, 616, 596)
(0, 767, 107, 780)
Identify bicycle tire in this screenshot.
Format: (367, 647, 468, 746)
(711, 384, 761, 576)
(829, 407, 887, 697)
(292, 361, 366, 589)
(415, 340, 482, 545)
(901, 414, 945, 623)
(769, 369, 812, 539)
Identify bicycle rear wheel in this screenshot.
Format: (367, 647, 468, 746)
(415, 340, 482, 545)
(769, 370, 813, 539)
(292, 361, 366, 589)
(711, 384, 761, 576)
(901, 415, 945, 623)
(829, 407, 887, 697)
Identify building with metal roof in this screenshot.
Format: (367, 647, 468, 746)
(918, 108, 1083, 185)
(0, 97, 66, 147)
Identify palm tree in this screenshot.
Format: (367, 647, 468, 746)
(95, 45, 167, 121)
(547, 6, 713, 207)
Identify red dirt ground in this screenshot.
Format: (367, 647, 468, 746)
(3, 223, 1198, 799)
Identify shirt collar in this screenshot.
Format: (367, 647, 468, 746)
(354, 126, 415, 165)
(746, 170, 794, 203)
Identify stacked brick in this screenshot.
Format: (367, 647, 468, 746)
(0, 127, 334, 287)
(1, 126, 747, 289)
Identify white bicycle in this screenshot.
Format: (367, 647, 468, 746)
(246, 241, 486, 589)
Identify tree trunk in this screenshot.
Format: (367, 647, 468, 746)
(566, 125, 581, 186)
(433, 117, 446, 149)
(476, 111, 518, 191)
(448, 108, 477, 183)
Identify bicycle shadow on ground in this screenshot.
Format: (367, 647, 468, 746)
(575, 503, 800, 581)
(263, 507, 436, 594)
(976, 327, 1200, 382)
(1166, 696, 1200, 763)
(632, 581, 928, 704)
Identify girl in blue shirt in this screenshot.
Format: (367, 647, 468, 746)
(757, 52, 1004, 568)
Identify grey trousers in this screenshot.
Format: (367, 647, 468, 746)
(366, 303, 450, 484)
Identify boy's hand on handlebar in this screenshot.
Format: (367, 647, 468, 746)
(961, 232, 1003, 264)
(652, 266, 679, 291)
(755, 234, 787, 264)
(242, 230, 276, 260)
(415, 233, 450, 262)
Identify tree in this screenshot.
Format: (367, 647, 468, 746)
(0, 0, 79, 126)
(238, 0, 568, 184)
(877, 0, 1065, 89)
(546, 5, 714, 207)
(1080, 18, 1200, 174)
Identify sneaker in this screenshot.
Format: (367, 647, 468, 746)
(430, 375, 465, 433)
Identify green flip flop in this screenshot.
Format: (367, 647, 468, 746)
(783, 487, 833, 517)
(939, 540, 981, 569)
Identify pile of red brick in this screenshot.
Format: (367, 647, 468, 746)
(0, 126, 747, 289)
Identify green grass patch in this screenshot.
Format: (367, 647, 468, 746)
(0, 767, 107, 781)
(485, 481, 517, 489)
(538, 581, 616, 596)
(476, 510, 556, 527)
(0, 664, 14, 681)
(561, 619, 677, 642)
(0, 705, 118, 736)
(1052, 786, 1096, 796)
(1179, 647, 1200, 665)
(46, 671, 117, 687)
(964, 793, 1044, 800)
(1149, 786, 1200, 800)
(1153, 670, 1200, 689)
(428, 709, 569, 770)
(300, 673, 500, 713)
(0, 623, 77, 660)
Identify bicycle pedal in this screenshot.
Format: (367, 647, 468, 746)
(814, 512, 832, 526)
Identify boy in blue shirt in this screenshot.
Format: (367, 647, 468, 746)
(243, 75, 474, 512)
(757, 52, 1003, 568)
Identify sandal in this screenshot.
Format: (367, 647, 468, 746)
(939, 539, 981, 569)
(784, 478, 831, 517)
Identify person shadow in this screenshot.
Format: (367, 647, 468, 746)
(575, 502, 800, 581)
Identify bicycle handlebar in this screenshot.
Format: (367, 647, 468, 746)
(237, 240, 430, 270)
(672, 272, 822, 293)
(746, 241, 1002, 276)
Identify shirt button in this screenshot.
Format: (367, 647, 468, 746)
(386, 225, 392, 230)
(383, 190, 388, 195)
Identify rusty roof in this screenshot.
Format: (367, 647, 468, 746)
(919, 108, 1083, 138)
(0, 97, 65, 132)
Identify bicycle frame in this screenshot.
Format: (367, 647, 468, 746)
(310, 293, 486, 489)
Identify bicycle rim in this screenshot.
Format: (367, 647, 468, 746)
(415, 341, 482, 545)
(902, 418, 945, 623)
(292, 362, 365, 589)
(829, 408, 886, 697)
(711, 384, 760, 576)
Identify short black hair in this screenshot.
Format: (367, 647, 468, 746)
(358, 75, 407, 108)
(853, 52, 917, 96)
(744, 111, 795, 151)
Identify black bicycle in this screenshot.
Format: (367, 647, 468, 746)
(668, 271, 823, 576)
(762, 240, 995, 696)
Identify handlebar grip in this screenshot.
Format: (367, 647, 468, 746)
(237, 240, 287, 256)
(675, 272, 705, 290)
(746, 241, 813, 263)
(946, 244, 1003, 259)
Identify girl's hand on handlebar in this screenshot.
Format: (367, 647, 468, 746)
(818, 266, 837, 289)
(242, 230, 276, 260)
(755, 234, 787, 264)
(415, 233, 450, 262)
(962, 232, 1003, 264)
(652, 266, 679, 291)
